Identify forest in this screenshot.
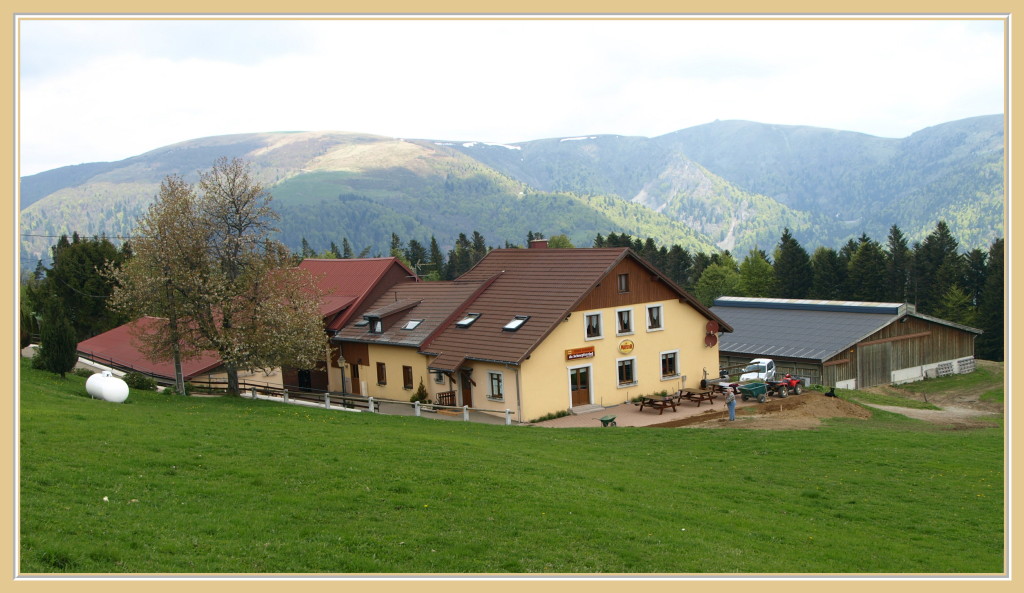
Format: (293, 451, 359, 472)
(22, 219, 1005, 366)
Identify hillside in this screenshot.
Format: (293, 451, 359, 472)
(19, 115, 1004, 269)
(18, 358, 1004, 573)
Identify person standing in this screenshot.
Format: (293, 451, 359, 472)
(725, 384, 737, 421)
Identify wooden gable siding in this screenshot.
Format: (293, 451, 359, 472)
(341, 341, 370, 366)
(572, 257, 679, 312)
(859, 316, 976, 369)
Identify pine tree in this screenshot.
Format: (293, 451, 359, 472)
(884, 225, 911, 303)
(341, 238, 354, 259)
(34, 233, 130, 342)
(405, 239, 428, 274)
(934, 285, 977, 327)
(846, 238, 889, 302)
(773, 228, 812, 298)
(37, 299, 78, 379)
(975, 238, 1004, 361)
(912, 221, 964, 313)
(427, 236, 445, 281)
(809, 246, 846, 300)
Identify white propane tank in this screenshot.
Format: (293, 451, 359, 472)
(86, 371, 129, 403)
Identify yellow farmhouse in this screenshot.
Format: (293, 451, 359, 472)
(335, 242, 732, 422)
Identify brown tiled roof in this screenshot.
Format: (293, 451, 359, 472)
(77, 317, 223, 380)
(334, 280, 485, 348)
(421, 247, 731, 369)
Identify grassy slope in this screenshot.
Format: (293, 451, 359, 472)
(19, 360, 1003, 574)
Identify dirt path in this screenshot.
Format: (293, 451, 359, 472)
(668, 360, 1003, 430)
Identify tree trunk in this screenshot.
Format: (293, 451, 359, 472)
(167, 313, 187, 395)
(226, 363, 240, 396)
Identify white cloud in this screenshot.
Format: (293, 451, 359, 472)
(17, 16, 1005, 175)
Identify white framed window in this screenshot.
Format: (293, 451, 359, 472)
(433, 371, 446, 384)
(617, 357, 638, 387)
(616, 308, 634, 335)
(646, 304, 664, 331)
(584, 312, 603, 340)
(402, 319, 424, 330)
(660, 350, 680, 379)
(488, 371, 504, 401)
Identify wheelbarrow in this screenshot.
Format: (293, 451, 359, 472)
(738, 382, 769, 403)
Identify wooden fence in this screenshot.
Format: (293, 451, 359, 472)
(189, 379, 516, 425)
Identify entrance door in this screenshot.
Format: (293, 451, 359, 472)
(460, 370, 473, 407)
(349, 363, 361, 395)
(298, 369, 312, 392)
(570, 366, 591, 406)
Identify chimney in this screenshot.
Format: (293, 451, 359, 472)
(528, 239, 549, 249)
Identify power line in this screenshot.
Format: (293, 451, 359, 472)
(20, 233, 143, 240)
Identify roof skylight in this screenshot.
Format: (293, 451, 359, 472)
(455, 313, 480, 328)
(503, 315, 530, 331)
(402, 319, 424, 330)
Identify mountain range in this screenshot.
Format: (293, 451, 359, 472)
(19, 114, 1004, 270)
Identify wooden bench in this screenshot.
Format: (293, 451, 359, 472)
(637, 395, 677, 414)
(678, 389, 716, 407)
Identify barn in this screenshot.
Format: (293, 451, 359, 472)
(710, 297, 982, 389)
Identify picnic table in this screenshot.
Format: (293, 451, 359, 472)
(637, 394, 677, 414)
(677, 388, 716, 407)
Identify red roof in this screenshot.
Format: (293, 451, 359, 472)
(77, 258, 417, 381)
(77, 317, 223, 381)
(299, 258, 418, 330)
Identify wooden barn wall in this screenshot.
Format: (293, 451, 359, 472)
(822, 349, 857, 388)
(861, 317, 976, 368)
(718, 353, 825, 385)
(573, 258, 681, 312)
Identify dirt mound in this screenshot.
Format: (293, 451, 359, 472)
(650, 392, 870, 430)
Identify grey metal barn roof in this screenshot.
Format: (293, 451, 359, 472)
(710, 297, 908, 362)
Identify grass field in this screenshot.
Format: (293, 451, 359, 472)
(18, 359, 1005, 575)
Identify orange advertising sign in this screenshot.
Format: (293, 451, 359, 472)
(566, 346, 595, 361)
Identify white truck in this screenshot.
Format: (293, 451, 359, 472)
(738, 358, 777, 382)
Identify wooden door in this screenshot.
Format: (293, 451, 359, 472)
(570, 367, 591, 406)
(349, 363, 361, 395)
(460, 370, 473, 407)
(858, 342, 892, 388)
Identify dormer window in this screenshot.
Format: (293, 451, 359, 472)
(456, 313, 480, 328)
(503, 315, 529, 331)
(369, 319, 383, 334)
(402, 319, 424, 330)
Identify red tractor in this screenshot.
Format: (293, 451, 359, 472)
(766, 374, 804, 398)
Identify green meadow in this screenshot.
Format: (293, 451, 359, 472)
(18, 359, 1004, 575)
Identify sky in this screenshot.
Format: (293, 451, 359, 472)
(17, 15, 1006, 176)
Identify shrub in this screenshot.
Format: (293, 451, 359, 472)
(410, 379, 430, 403)
(529, 409, 571, 423)
(122, 371, 157, 391)
(72, 368, 95, 379)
